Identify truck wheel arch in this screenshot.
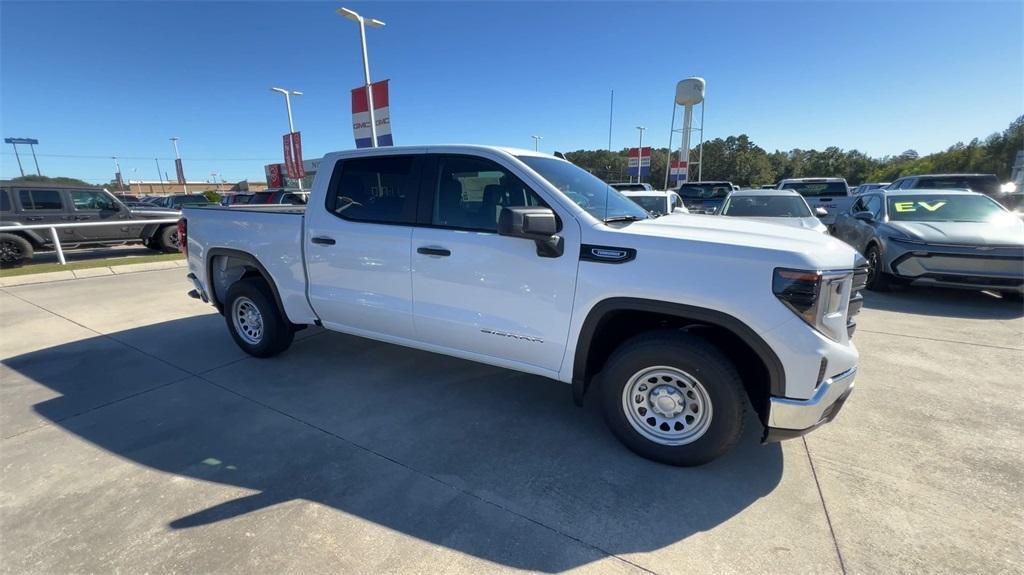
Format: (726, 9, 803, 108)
(571, 298, 786, 421)
(206, 248, 287, 319)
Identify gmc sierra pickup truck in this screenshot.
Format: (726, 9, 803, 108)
(182, 145, 866, 466)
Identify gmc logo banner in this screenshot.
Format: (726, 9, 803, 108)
(351, 79, 393, 149)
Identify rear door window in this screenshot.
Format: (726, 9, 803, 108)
(328, 155, 420, 224)
(18, 189, 64, 210)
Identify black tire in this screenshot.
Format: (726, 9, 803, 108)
(864, 244, 892, 291)
(223, 277, 294, 358)
(0, 233, 34, 267)
(156, 225, 181, 253)
(600, 331, 746, 466)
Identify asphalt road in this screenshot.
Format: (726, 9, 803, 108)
(1, 269, 1021, 574)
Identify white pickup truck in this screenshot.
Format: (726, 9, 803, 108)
(181, 145, 866, 466)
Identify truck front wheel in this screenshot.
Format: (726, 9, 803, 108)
(600, 331, 746, 466)
(0, 233, 33, 267)
(224, 278, 294, 357)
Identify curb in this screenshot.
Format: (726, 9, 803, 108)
(0, 260, 187, 288)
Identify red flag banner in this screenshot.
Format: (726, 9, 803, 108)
(266, 163, 283, 188)
(283, 134, 296, 179)
(291, 132, 304, 178)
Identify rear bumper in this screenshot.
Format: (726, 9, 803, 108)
(763, 367, 856, 442)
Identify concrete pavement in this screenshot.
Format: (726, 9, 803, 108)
(0, 270, 1021, 573)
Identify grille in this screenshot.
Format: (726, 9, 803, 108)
(847, 266, 868, 338)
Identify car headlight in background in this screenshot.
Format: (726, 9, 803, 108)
(773, 268, 853, 342)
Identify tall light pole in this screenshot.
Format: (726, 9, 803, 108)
(531, 135, 543, 151)
(155, 158, 165, 194)
(170, 137, 187, 193)
(337, 7, 385, 148)
(635, 126, 646, 184)
(112, 156, 124, 191)
(271, 86, 304, 190)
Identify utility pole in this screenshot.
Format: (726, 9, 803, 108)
(170, 137, 187, 193)
(155, 158, 165, 194)
(112, 156, 124, 191)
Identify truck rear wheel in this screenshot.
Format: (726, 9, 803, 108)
(600, 331, 746, 466)
(224, 278, 294, 358)
(0, 233, 33, 267)
(156, 225, 181, 253)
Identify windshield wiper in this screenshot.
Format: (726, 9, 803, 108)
(603, 215, 645, 224)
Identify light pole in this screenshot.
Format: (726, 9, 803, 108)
(170, 137, 186, 193)
(112, 156, 124, 191)
(271, 86, 304, 190)
(635, 126, 646, 184)
(531, 135, 543, 151)
(155, 158, 165, 194)
(337, 7, 385, 148)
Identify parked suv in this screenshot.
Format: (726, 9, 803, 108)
(884, 173, 1001, 197)
(181, 146, 867, 466)
(0, 181, 181, 265)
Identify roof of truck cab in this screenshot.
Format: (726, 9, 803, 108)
(322, 145, 556, 160)
(730, 188, 803, 197)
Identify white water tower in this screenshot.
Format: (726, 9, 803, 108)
(664, 77, 706, 188)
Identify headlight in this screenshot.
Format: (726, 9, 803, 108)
(773, 269, 853, 342)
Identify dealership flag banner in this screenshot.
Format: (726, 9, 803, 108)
(291, 132, 305, 178)
(351, 80, 393, 149)
(174, 158, 186, 185)
(669, 160, 688, 184)
(265, 163, 283, 188)
(627, 147, 651, 177)
(283, 134, 295, 178)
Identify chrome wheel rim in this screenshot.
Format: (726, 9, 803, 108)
(622, 366, 713, 446)
(231, 297, 264, 345)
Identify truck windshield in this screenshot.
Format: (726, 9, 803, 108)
(721, 195, 811, 217)
(677, 183, 730, 199)
(517, 156, 649, 222)
(886, 194, 1008, 222)
(783, 181, 848, 197)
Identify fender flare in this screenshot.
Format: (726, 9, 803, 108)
(205, 248, 287, 317)
(140, 222, 173, 240)
(571, 297, 787, 405)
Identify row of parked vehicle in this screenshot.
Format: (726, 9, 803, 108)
(0, 181, 310, 266)
(615, 173, 1023, 301)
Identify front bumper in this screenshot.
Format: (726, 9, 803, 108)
(764, 367, 856, 442)
(886, 244, 1024, 293)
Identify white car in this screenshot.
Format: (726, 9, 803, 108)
(719, 189, 829, 234)
(622, 190, 689, 216)
(182, 145, 865, 466)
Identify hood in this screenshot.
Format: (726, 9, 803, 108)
(610, 213, 861, 270)
(886, 219, 1024, 247)
(736, 216, 827, 232)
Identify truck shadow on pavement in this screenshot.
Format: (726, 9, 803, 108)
(7, 317, 784, 572)
(863, 287, 1024, 319)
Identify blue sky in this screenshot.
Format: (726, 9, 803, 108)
(2, 1, 1021, 184)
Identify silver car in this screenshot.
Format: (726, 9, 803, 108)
(718, 189, 829, 234)
(832, 189, 1024, 298)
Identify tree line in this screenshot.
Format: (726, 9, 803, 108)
(565, 115, 1023, 188)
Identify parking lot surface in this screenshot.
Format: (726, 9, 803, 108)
(1, 269, 1021, 574)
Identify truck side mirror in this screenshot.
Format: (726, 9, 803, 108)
(853, 211, 875, 222)
(497, 206, 563, 258)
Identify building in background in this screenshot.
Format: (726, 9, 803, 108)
(126, 180, 269, 196)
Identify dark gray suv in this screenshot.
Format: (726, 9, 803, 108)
(0, 181, 182, 266)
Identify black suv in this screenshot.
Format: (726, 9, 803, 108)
(0, 181, 182, 266)
(885, 173, 1000, 196)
